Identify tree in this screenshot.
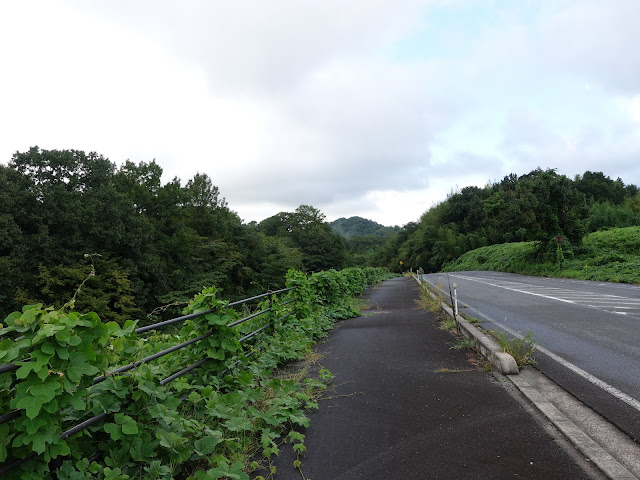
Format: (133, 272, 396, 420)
(259, 205, 347, 272)
(575, 171, 626, 205)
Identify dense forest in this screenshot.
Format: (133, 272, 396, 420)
(378, 168, 640, 273)
(0, 147, 378, 323)
(3, 148, 638, 323)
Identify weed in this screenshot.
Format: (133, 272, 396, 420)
(416, 288, 441, 313)
(464, 315, 481, 324)
(491, 330, 537, 366)
(439, 316, 458, 331)
(450, 337, 476, 350)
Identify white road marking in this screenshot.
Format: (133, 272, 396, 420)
(423, 276, 640, 413)
(450, 274, 640, 316)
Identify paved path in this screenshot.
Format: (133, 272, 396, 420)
(265, 277, 589, 479)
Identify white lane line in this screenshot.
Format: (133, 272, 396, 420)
(451, 274, 640, 309)
(551, 293, 625, 299)
(579, 301, 640, 306)
(578, 298, 640, 302)
(425, 277, 640, 413)
(451, 275, 577, 303)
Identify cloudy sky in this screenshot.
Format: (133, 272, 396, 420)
(1, 0, 639, 226)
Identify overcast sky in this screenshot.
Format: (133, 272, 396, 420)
(1, 0, 639, 226)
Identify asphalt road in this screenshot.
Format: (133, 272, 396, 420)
(421, 271, 640, 442)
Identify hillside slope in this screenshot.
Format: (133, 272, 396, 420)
(442, 226, 640, 284)
(330, 216, 399, 238)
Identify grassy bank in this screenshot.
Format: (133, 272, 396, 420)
(442, 226, 640, 284)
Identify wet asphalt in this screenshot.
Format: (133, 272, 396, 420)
(262, 277, 589, 480)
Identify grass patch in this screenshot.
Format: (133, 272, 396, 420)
(465, 315, 481, 324)
(442, 226, 640, 285)
(491, 330, 537, 367)
(415, 285, 442, 313)
(450, 336, 476, 350)
(439, 316, 457, 331)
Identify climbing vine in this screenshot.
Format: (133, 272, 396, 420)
(0, 267, 392, 479)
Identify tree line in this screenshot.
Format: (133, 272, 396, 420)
(5, 148, 633, 321)
(0, 147, 360, 324)
(378, 168, 640, 272)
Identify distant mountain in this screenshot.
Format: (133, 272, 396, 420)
(330, 216, 400, 238)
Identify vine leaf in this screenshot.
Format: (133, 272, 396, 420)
(67, 355, 99, 382)
(194, 434, 223, 455)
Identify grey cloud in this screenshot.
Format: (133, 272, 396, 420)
(540, 0, 640, 94)
(46, 1, 640, 224)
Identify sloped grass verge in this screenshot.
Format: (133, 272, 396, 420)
(442, 226, 640, 284)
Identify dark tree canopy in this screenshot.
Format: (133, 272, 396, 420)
(377, 168, 639, 273)
(0, 148, 335, 323)
(258, 205, 347, 272)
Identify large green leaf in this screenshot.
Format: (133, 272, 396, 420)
(194, 433, 223, 455)
(67, 355, 99, 382)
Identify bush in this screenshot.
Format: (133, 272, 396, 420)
(0, 266, 392, 479)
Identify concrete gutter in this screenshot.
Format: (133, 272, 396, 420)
(412, 274, 518, 374)
(510, 373, 637, 479)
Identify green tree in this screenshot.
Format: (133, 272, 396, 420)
(575, 171, 626, 205)
(259, 205, 347, 272)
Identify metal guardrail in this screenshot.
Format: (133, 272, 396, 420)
(0, 286, 298, 473)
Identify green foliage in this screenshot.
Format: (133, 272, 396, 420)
(1, 266, 391, 479)
(443, 226, 640, 284)
(330, 217, 399, 266)
(491, 330, 536, 367)
(330, 216, 399, 238)
(0, 304, 136, 470)
(439, 316, 458, 331)
(575, 171, 626, 205)
(2, 148, 359, 324)
(377, 168, 638, 274)
(1, 144, 391, 323)
(258, 205, 348, 272)
(586, 200, 639, 232)
(450, 337, 476, 350)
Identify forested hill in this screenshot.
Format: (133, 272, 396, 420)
(330, 216, 400, 238)
(0, 147, 359, 323)
(377, 169, 640, 274)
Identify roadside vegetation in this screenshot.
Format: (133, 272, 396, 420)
(491, 330, 537, 367)
(0, 267, 393, 480)
(0, 147, 399, 325)
(414, 277, 537, 369)
(378, 169, 640, 283)
(442, 226, 640, 284)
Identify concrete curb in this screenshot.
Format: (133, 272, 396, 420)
(439, 296, 519, 375)
(413, 275, 519, 375)
(509, 374, 637, 480)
